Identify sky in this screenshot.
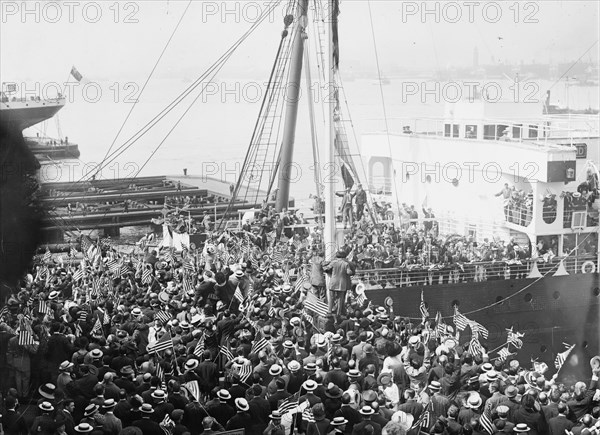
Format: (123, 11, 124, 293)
(1, 0, 599, 85)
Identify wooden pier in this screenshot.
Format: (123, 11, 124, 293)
(40, 175, 294, 242)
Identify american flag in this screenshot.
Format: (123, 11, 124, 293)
(182, 380, 200, 402)
(555, 343, 575, 370)
(356, 292, 367, 306)
(152, 332, 173, 353)
(419, 290, 429, 319)
(283, 268, 290, 284)
(233, 285, 244, 303)
(155, 310, 172, 324)
(163, 249, 174, 264)
(468, 336, 483, 357)
(302, 406, 315, 423)
(301, 309, 314, 325)
(72, 269, 84, 282)
(304, 293, 328, 317)
(250, 338, 269, 355)
(411, 406, 431, 430)
(237, 364, 253, 383)
(497, 347, 511, 363)
(219, 345, 234, 361)
(182, 274, 194, 294)
(506, 327, 524, 349)
(80, 235, 93, 254)
(453, 306, 469, 331)
(435, 311, 445, 338)
(38, 300, 52, 316)
(142, 267, 153, 284)
(18, 319, 35, 346)
(100, 237, 112, 249)
(78, 311, 88, 322)
(160, 413, 175, 434)
(91, 317, 103, 335)
(479, 411, 494, 434)
(107, 258, 119, 274)
(156, 363, 166, 390)
(43, 247, 52, 263)
(469, 320, 489, 340)
(119, 264, 129, 277)
(70, 246, 78, 257)
(277, 392, 300, 414)
(0, 305, 9, 321)
(295, 273, 309, 292)
(193, 334, 205, 358)
(250, 256, 259, 270)
(272, 250, 285, 264)
(183, 258, 195, 273)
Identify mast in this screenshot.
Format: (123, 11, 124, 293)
(323, 0, 337, 259)
(275, 0, 309, 212)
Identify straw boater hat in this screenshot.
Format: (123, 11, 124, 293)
(38, 383, 56, 400)
(235, 398, 250, 412)
(217, 390, 231, 400)
(74, 423, 93, 433)
(39, 402, 54, 413)
(140, 403, 154, 414)
(359, 406, 375, 415)
(185, 359, 199, 371)
(302, 380, 317, 391)
(331, 417, 348, 426)
(514, 424, 530, 433)
(84, 404, 99, 417)
(467, 393, 482, 409)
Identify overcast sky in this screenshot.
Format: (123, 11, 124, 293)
(1, 0, 599, 85)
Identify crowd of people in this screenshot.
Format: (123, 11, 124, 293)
(1, 208, 599, 435)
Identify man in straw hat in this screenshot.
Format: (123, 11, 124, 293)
(323, 248, 356, 316)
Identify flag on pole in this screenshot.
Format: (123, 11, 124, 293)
(506, 327, 524, 349)
(294, 273, 308, 292)
(219, 345, 234, 362)
(419, 290, 429, 319)
(91, 317, 103, 335)
(151, 332, 173, 353)
(497, 347, 511, 363)
(468, 336, 483, 357)
(251, 338, 269, 355)
(233, 285, 244, 303)
(43, 247, 52, 263)
(70, 66, 83, 82)
(435, 311, 446, 338)
(142, 266, 153, 284)
(304, 293, 328, 317)
(182, 381, 200, 402)
(238, 364, 253, 383)
(277, 392, 300, 414)
(19, 327, 36, 346)
(38, 300, 52, 316)
(479, 410, 494, 434)
(72, 269, 84, 282)
(411, 406, 430, 430)
(193, 335, 205, 358)
(469, 320, 489, 339)
(555, 343, 575, 370)
(453, 306, 468, 331)
(155, 310, 172, 324)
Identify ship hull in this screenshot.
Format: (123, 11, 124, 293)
(0, 102, 65, 130)
(29, 144, 80, 159)
(364, 273, 599, 380)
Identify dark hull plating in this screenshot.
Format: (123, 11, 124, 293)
(365, 273, 600, 381)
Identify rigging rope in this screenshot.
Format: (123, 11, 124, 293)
(92, 0, 194, 181)
(366, 0, 401, 217)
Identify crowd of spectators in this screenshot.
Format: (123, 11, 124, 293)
(1, 228, 600, 435)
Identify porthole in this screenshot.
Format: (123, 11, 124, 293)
(594, 287, 599, 297)
(582, 341, 588, 349)
(540, 345, 547, 353)
(451, 299, 460, 308)
(524, 293, 533, 302)
(552, 291, 560, 300)
(495, 296, 504, 304)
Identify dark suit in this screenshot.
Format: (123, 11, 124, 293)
(132, 417, 164, 435)
(2, 408, 29, 435)
(335, 405, 363, 434)
(549, 415, 574, 435)
(351, 418, 382, 435)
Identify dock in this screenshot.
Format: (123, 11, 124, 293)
(40, 175, 294, 242)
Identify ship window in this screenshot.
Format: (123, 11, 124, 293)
(594, 287, 599, 297)
(524, 293, 533, 302)
(540, 345, 547, 353)
(451, 299, 460, 308)
(495, 296, 504, 304)
(512, 124, 522, 139)
(444, 124, 451, 137)
(452, 124, 459, 138)
(552, 291, 560, 300)
(483, 125, 496, 140)
(465, 125, 477, 139)
(528, 125, 538, 138)
(582, 341, 588, 349)
(571, 211, 587, 229)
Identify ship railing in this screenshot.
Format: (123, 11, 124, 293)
(391, 116, 598, 146)
(3, 95, 65, 103)
(354, 254, 598, 288)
